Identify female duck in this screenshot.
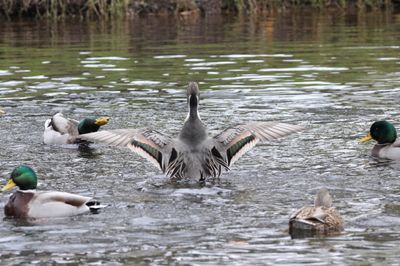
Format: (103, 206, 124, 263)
(2, 165, 103, 218)
(43, 112, 109, 145)
(289, 189, 344, 236)
(360, 120, 400, 160)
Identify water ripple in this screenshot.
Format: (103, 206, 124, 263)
(0, 12, 400, 265)
(86, 57, 129, 61)
(154, 55, 187, 59)
(258, 66, 348, 72)
(220, 54, 293, 58)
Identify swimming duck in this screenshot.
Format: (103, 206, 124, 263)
(360, 120, 400, 160)
(2, 165, 104, 218)
(80, 82, 303, 181)
(43, 112, 109, 145)
(289, 188, 344, 236)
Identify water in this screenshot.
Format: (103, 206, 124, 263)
(1, 11, 400, 264)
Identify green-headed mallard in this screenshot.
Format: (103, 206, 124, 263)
(2, 165, 104, 218)
(289, 189, 344, 237)
(80, 82, 303, 181)
(43, 112, 109, 145)
(360, 120, 400, 160)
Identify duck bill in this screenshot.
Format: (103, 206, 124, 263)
(2, 179, 16, 191)
(360, 133, 372, 143)
(95, 117, 109, 126)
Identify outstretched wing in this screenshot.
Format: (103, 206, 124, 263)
(79, 129, 173, 171)
(213, 122, 303, 166)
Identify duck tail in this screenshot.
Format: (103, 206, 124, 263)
(86, 200, 107, 214)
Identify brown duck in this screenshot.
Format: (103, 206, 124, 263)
(289, 188, 344, 236)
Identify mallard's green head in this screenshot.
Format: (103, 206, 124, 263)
(2, 165, 38, 191)
(360, 120, 397, 144)
(78, 117, 109, 134)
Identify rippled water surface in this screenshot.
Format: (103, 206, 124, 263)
(1, 11, 400, 264)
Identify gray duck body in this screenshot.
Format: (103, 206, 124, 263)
(80, 82, 304, 181)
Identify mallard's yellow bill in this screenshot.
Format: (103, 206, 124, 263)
(95, 117, 110, 126)
(2, 179, 16, 191)
(360, 133, 372, 143)
(0, 109, 5, 115)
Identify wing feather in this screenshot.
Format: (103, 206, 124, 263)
(79, 129, 140, 147)
(80, 128, 173, 171)
(214, 122, 303, 166)
(127, 140, 164, 171)
(36, 191, 91, 207)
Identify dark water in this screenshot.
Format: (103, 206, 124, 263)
(1, 11, 400, 264)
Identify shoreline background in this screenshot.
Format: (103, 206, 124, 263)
(1, 0, 399, 19)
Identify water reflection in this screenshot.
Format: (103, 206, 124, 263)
(0, 10, 400, 265)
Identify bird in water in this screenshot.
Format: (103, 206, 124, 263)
(360, 120, 400, 160)
(289, 188, 344, 237)
(1, 165, 104, 219)
(43, 112, 109, 145)
(80, 82, 303, 181)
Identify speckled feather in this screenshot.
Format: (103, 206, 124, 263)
(289, 189, 344, 234)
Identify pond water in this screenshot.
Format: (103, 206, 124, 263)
(1, 10, 400, 264)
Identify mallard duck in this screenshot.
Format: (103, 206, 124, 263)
(43, 112, 109, 145)
(0, 108, 5, 115)
(360, 120, 400, 160)
(2, 165, 104, 218)
(289, 188, 344, 237)
(80, 82, 303, 181)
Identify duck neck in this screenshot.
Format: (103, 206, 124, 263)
(185, 94, 201, 121)
(188, 105, 200, 121)
(180, 98, 207, 144)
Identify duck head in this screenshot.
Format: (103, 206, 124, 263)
(360, 120, 397, 145)
(78, 117, 109, 134)
(186, 82, 201, 120)
(2, 165, 38, 191)
(314, 188, 332, 208)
